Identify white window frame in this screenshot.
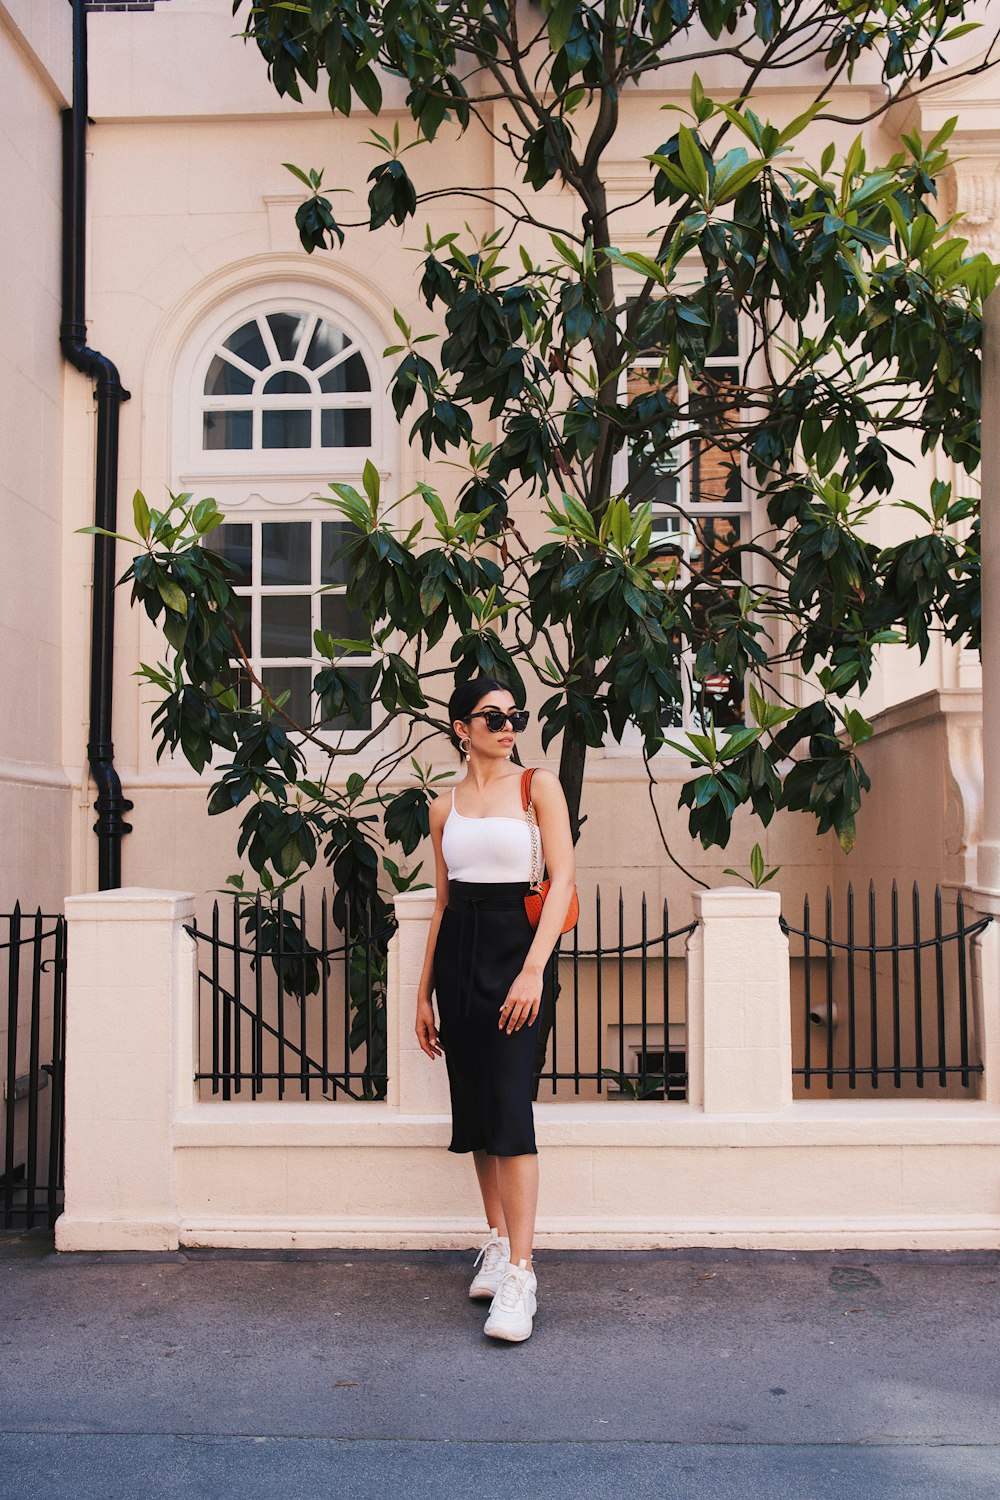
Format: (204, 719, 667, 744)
(170, 285, 396, 761)
(212, 515, 378, 738)
(176, 291, 383, 484)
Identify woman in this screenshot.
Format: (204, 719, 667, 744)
(415, 677, 575, 1343)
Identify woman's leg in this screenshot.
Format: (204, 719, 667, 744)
(495, 1153, 539, 1267)
(473, 1150, 507, 1236)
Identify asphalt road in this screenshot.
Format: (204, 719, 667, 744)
(1, 1236, 999, 1498)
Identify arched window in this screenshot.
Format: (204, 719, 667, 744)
(200, 308, 373, 455)
(172, 291, 391, 747)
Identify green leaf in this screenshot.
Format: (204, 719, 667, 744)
(283, 161, 316, 188)
(777, 100, 826, 148)
(362, 459, 381, 507)
(546, 0, 575, 53)
(719, 726, 763, 759)
(677, 126, 708, 197)
(352, 64, 383, 115)
(156, 577, 188, 614)
(750, 842, 764, 886)
(132, 490, 151, 542)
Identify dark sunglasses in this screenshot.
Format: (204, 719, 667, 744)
(468, 708, 530, 733)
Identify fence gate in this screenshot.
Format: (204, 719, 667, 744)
(2, 907, 66, 1230)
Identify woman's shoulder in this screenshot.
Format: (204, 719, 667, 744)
(428, 786, 454, 829)
(523, 766, 563, 800)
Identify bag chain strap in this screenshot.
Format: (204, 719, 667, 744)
(524, 773, 544, 891)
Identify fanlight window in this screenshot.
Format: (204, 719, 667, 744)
(202, 310, 373, 453)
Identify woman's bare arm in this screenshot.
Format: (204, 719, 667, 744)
(415, 792, 451, 1059)
(500, 769, 576, 1035)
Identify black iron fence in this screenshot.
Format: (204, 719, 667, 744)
(782, 884, 990, 1095)
(2, 907, 66, 1230)
(193, 881, 993, 1106)
(537, 891, 696, 1101)
(190, 888, 694, 1106)
(188, 894, 387, 1101)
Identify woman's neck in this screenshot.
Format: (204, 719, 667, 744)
(463, 758, 518, 792)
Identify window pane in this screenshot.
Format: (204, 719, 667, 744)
(692, 440, 740, 505)
(205, 356, 254, 396)
(218, 657, 253, 710)
(203, 411, 252, 450)
(267, 312, 308, 362)
(648, 518, 684, 583)
(321, 409, 372, 448)
(626, 365, 681, 508)
(321, 522, 351, 587)
(223, 319, 269, 369)
(319, 353, 371, 393)
(212, 523, 252, 577)
(691, 372, 741, 504)
(320, 666, 373, 731)
(263, 370, 311, 395)
(262, 409, 311, 448)
(714, 300, 739, 358)
(689, 516, 742, 582)
(321, 593, 368, 652)
(626, 364, 675, 405)
(262, 666, 313, 726)
(261, 522, 311, 585)
(304, 320, 350, 369)
(692, 673, 744, 731)
(261, 595, 312, 658)
(688, 594, 744, 730)
(629, 432, 681, 509)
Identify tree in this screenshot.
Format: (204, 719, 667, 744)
(102, 0, 997, 1088)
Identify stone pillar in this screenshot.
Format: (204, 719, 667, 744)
(56, 888, 196, 1251)
(391, 889, 451, 1116)
(686, 887, 792, 1114)
(971, 920, 1000, 1105)
(976, 290, 1000, 914)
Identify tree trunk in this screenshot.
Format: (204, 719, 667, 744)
(556, 657, 597, 844)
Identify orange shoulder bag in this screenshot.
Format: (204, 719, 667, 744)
(520, 768, 579, 933)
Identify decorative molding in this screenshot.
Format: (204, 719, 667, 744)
(950, 164, 1000, 257)
(0, 757, 74, 792)
(943, 716, 985, 885)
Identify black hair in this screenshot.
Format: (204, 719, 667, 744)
(447, 676, 509, 751)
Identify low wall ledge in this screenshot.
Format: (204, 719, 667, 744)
(64, 888, 197, 921)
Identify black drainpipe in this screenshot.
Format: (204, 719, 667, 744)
(61, 0, 133, 890)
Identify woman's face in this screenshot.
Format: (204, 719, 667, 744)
(455, 689, 519, 762)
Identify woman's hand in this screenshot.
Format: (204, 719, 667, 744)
(499, 966, 543, 1035)
(415, 995, 441, 1059)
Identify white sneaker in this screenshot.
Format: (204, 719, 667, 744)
(468, 1229, 510, 1301)
(484, 1259, 537, 1342)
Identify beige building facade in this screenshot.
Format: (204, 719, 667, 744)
(4, 0, 1000, 1251)
(0, 0, 993, 920)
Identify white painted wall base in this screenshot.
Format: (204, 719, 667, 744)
(171, 1218, 1000, 1253)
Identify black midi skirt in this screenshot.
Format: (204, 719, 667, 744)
(433, 880, 540, 1157)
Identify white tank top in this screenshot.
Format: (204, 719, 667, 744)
(441, 788, 535, 883)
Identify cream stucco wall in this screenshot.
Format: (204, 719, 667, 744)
(0, 2, 73, 911)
